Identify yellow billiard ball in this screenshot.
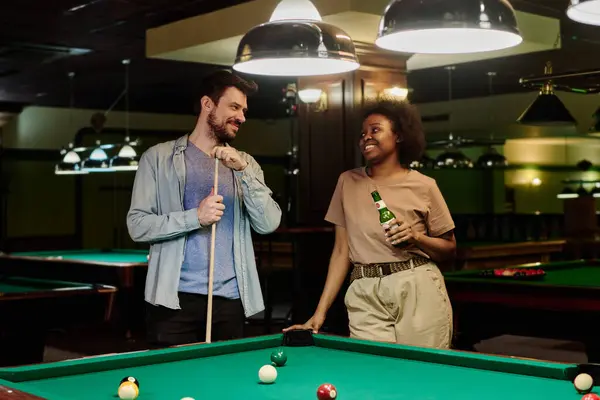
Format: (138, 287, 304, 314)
(118, 376, 139, 399)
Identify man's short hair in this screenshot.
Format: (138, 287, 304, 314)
(195, 69, 258, 114)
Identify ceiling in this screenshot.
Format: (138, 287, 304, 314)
(0, 0, 599, 117)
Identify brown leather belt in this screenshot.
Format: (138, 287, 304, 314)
(350, 256, 431, 283)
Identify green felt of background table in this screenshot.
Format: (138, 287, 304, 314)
(444, 260, 600, 288)
(11, 249, 148, 264)
(0, 276, 98, 294)
(0, 334, 590, 400)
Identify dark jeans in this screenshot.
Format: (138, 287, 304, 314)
(145, 292, 244, 348)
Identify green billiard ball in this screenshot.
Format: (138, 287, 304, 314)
(270, 349, 287, 367)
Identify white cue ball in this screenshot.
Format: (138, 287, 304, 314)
(574, 373, 594, 394)
(258, 364, 277, 384)
(180, 398, 195, 400)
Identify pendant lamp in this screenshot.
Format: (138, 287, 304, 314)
(517, 63, 577, 126)
(567, 0, 600, 26)
(233, 0, 360, 76)
(82, 141, 112, 172)
(376, 0, 523, 54)
(477, 146, 507, 168)
(55, 144, 88, 175)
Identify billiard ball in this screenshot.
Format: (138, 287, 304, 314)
(180, 398, 195, 400)
(120, 376, 139, 387)
(258, 364, 277, 384)
(575, 373, 594, 394)
(317, 383, 337, 399)
(581, 394, 600, 400)
(118, 376, 139, 399)
(270, 349, 287, 366)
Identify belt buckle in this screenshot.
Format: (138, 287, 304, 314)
(381, 264, 392, 276)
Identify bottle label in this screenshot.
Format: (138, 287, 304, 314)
(381, 219, 397, 227)
(375, 200, 386, 209)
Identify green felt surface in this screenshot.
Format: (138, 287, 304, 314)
(0, 276, 94, 294)
(12, 249, 148, 264)
(0, 335, 587, 400)
(444, 260, 600, 288)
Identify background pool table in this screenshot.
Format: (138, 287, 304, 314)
(0, 333, 596, 400)
(0, 276, 116, 367)
(253, 230, 567, 335)
(444, 259, 600, 362)
(452, 239, 566, 271)
(0, 249, 149, 338)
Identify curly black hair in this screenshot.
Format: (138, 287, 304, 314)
(362, 98, 426, 166)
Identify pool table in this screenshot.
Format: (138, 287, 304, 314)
(0, 276, 116, 367)
(453, 239, 565, 271)
(444, 259, 600, 362)
(0, 332, 597, 400)
(0, 249, 149, 338)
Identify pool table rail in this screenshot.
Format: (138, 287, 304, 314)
(0, 276, 117, 302)
(0, 249, 148, 268)
(0, 334, 584, 385)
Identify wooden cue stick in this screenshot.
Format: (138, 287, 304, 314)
(206, 156, 219, 343)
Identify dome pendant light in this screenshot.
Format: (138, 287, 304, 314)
(233, 0, 360, 76)
(567, 0, 600, 26)
(376, 0, 523, 54)
(517, 62, 576, 126)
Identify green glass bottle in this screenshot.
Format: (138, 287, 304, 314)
(371, 190, 408, 248)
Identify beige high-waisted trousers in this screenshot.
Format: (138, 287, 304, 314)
(344, 259, 453, 349)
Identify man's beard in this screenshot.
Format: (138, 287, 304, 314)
(208, 110, 237, 144)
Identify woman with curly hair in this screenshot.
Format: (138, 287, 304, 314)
(285, 99, 456, 348)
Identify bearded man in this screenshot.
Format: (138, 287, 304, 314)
(127, 70, 281, 347)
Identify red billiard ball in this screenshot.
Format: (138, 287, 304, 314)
(317, 383, 337, 399)
(582, 394, 600, 400)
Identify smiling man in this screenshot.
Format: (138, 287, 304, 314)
(127, 69, 282, 347)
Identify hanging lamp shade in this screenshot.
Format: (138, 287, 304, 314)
(557, 187, 578, 199)
(477, 146, 508, 168)
(110, 145, 139, 171)
(82, 141, 111, 172)
(375, 0, 523, 54)
(567, 0, 600, 26)
(55, 148, 88, 175)
(409, 153, 435, 169)
(435, 149, 474, 168)
(233, 0, 359, 76)
(517, 83, 577, 126)
(576, 185, 589, 197)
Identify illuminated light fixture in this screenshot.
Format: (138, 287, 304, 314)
(557, 187, 578, 199)
(82, 141, 112, 172)
(517, 62, 577, 126)
(110, 144, 139, 171)
(592, 184, 600, 198)
(435, 149, 474, 168)
(375, 0, 523, 54)
(233, 0, 360, 76)
(409, 153, 435, 169)
(567, 0, 600, 26)
(55, 145, 88, 175)
(298, 88, 323, 103)
(382, 86, 409, 100)
(269, 0, 321, 21)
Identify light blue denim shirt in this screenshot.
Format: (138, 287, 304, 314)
(126, 134, 282, 318)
